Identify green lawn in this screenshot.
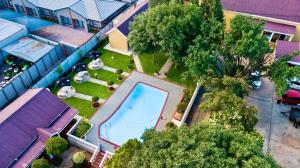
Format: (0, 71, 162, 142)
(85, 58, 124, 84)
(50, 87, 97, 118)
(97, 48, 134, 72)
(139, 53, 168, 75)
(166, 64, 196, 86)
(64, 97, 96, 118)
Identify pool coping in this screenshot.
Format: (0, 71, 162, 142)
(97, 82, 170, 147)
(86, 71, 185, 152)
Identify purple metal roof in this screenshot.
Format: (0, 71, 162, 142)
(0, 89, 73, 168)
(264, 22, 296, 35)
(222, 0, 300, 23)
(276, 40, 300, 63)
(118, 2, 148, 36)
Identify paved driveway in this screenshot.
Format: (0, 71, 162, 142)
(247, 78, 300, 168)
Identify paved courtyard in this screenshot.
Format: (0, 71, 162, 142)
(86, 71, 184, 152)
(247, 78, 300, 168)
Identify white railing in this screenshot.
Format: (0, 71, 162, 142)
(99, 151, 114, 168)
(90, 146, 100, 163)
(67, 115, 99, 153)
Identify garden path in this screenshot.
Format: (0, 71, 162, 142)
(133, 53, 144, 72)
(102, 66, 130, 76)
(73, 92, 105, 103)
(157, 58, 173, 79)
(89, 78, 119, 88)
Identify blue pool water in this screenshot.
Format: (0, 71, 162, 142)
(100, 83, 168, 146)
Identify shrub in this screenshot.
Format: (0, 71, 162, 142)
(127, 63, 135, 70)
(177, 102, 187, 114)
(32, 158, 50, 168)
(73, 118, 92, 138)
(45, 137, 68, 156)
(107, 81, 114, 86)
(92, 96, 99, 102)
(92, 102, 100, 108)
(166, 122, 176, 129)
(129, 59, 134, 64)
(108, 86, 115, 91)
(116, 69, 123, 74)
(117, 75, 123, 81)
(73, 152, 86, 167)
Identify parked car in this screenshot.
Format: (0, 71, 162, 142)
(249, 71, 262, 89)
(288, 77, 300, 91)
(282, 89, 300, 105)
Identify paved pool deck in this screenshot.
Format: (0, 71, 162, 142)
(85, 71, 184, 152)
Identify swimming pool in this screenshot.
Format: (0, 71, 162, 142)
(99, 82, 168, 146)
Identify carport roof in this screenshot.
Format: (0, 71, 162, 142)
(2, 37, 54, 63)
(0, 19, 26, 42)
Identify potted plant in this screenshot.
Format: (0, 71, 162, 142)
(72, 152, 86, 168)
(117, 75, 123, 81)
(91, 101, 100, 108)
(45, 137, 68, 166)
(116, 69, 123, 75)
(107, 81, 114, 86)
(108, 86, 115, 91)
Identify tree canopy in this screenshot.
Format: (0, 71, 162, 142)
(45, 137, 68, 156)
(31, 158, 50, 168)
(222, 15, 271, 76)
(107, 123, 279, 168)
(106, 139, 142, 168)
(200, 90, 257, 131)
(269, 52, 300, 96)
(129, 4, 203, 63)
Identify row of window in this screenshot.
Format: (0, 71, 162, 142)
(263, 30, 292, 43)
(60, 16, 85, 29)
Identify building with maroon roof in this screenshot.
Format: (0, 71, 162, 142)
(0, 88, 78, 168)
(275, 40, 300, 65)
(222, 0, 300, 43)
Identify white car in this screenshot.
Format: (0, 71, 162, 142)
(250, 71, 262, 89)
(288, 77, 300, 91)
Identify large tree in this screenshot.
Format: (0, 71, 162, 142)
(106, 139, 142, 168)
(107, 123, 279, 167)
(200, 90, 257, 131)
(129, 4, 203, 64)
(269, 52, 300, 96)
(222, 15, 271, 76)
(200, 0, 224, 22)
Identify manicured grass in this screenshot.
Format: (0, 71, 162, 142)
(64, 97, 96, 118)
(139, 53, 168, 75)
(166, 64, 187, 85)
(166, 64, 197, 87)
(97, 48, 134, 72)
(85, 58, 124, 84)
(70, 74, 112, 99)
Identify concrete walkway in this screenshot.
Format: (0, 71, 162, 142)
(247, 78, 300, 168)
(157, 58, 173, 79)
(104, 44, 132, 56)
(73, 92, 92, 101)
(89, 78, 119, 88)
(102, 66, 130, 77)
(73, 92, 105, 103)
(133, 53, 143, 72)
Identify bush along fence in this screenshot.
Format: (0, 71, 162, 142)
(32, 23, 113, 88)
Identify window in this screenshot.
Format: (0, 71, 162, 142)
(26, 7, 37, 16)
(263, 31, 272, 41)
(60, 16, 71, 26)
(15, 4, 25, 13)
(74, 19, 85, 29)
